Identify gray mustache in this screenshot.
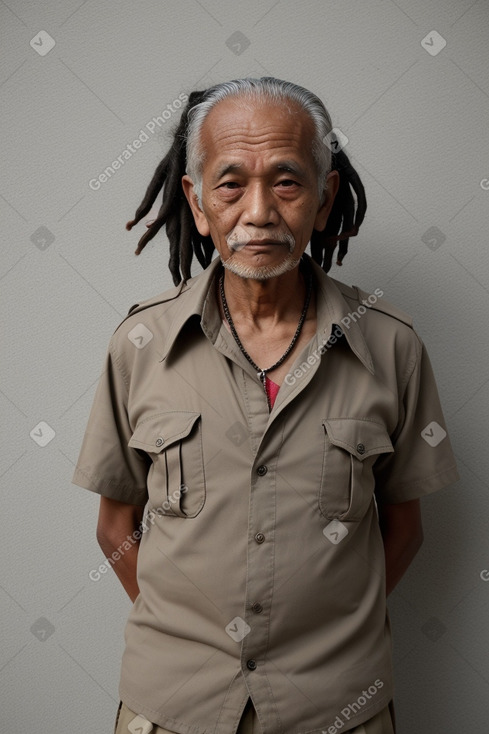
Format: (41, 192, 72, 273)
(227, 231, 295, 252)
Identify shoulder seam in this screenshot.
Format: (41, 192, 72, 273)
(113, 281, 188, 334)
(108, 335, 130, 393)
(330, 278, 414, 328)
(400, 332, 422, 394)
(356, 286, 413, 328)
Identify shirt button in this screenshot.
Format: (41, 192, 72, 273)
(155, 437, 164, 448)
(257, 465, 268, 476)
(254, 533, 265, 544)
(356, 443, 366, 455)
(251, 602, 263, 614)
(246, 659, 257, 671)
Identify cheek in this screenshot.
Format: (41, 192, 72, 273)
(288, 203, 319, 235)
(204, 201, 238, 234)
(206, 215, 235, 252)
(203, 194, 231, 218)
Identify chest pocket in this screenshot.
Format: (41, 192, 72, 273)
(128, 411, 205, 518)
(320, 418, 394, 521)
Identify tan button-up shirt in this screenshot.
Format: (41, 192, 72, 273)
(72, 254, 459, 734)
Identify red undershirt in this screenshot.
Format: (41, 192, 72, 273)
(221, 314, 280, 408)
(265, 376, 280, 409)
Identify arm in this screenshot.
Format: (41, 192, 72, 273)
(96, 496, 145, 603)
(377, 498, 424, 596)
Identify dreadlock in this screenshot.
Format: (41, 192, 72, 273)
(126, 79, 367, 286)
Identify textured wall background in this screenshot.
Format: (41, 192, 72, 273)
(1, 1, 488, 731)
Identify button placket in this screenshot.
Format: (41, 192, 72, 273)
(240, 434, 278, 709)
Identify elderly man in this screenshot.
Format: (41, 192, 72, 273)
(72, 77, 459, 734)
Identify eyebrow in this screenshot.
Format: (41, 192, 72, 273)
(212, 159, 307, 182)
(214, 163, 243, 180)
(275, 160, 306, 178)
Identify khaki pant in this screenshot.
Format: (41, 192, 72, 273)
(114, 698, 396, 734)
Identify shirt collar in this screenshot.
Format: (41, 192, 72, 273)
(308, 256, 375, 374)
(160, 253, 374, 374)
(159, 257, 223, 361)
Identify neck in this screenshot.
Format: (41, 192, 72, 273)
(219, 261, 309, 329)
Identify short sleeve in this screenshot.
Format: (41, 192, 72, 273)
(71, 336, 149, 506)
(374, 336, 460, 504)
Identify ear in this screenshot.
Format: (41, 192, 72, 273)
(181, 175, 210, 237)
(313, 170, 340, 232)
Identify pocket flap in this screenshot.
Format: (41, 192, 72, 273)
(322, 418, 394, 461)
(128, 411, 201, 453)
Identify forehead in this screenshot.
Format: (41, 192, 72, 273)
(199, 96, 316, 173)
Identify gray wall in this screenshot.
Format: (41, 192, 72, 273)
(1, 1, 488, 731)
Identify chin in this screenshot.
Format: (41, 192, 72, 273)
(222, 254, 300, 281)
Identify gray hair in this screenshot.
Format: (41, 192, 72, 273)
(185, 77, 333, 204)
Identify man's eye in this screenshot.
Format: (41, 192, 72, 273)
(219, 182, 240, 189)
(277, 179, 299, 187)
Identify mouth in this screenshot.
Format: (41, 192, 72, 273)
(226, 227, 296, 253)
(241, 240, 287, 248)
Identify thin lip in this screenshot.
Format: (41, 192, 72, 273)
(242, 239, 285, 246)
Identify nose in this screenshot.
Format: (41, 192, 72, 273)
(241, 181, 280, 228)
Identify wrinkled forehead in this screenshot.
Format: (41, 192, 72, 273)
(199, 95, 316, 167)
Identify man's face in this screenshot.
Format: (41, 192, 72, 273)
(182, 96, 338, 280)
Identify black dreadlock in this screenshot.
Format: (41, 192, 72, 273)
(126, 90, 367, 286)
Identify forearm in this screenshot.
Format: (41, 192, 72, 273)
(377, 498, 424, 596)
(382, 529, 423, 596)
(97, 533, 141, 602)
(96, 497, 145, 603)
